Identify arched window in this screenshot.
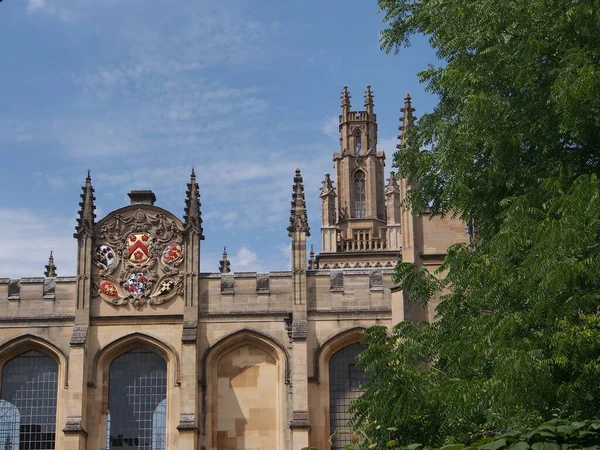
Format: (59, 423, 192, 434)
(107, 348, 167, 449)
(354, 131, 362, 155)
(0, 351, 58, 449)
(329, 343, 367, 450)
(354, 171, 366, 218)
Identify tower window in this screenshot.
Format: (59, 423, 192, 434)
(354, 171, 366, 218)
(354, 131, 362, 155)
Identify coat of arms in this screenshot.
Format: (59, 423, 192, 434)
(94, 245, 117, 270)
(93, 209, 185, 309)
(128, 233, 151, 265)
(162, 242, 183, 264)
(127, 272, 149, 297)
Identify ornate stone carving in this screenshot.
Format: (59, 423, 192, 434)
(70, 325, 88, 346)
(92, 209, 184, 309)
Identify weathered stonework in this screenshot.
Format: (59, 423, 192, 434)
(0, 87, 467, 450)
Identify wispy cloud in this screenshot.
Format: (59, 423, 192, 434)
(0, 209, 76, 278)
(229, 246, 259, 272)
(27, 0, 46, 13)
(322, 115, 339, 140)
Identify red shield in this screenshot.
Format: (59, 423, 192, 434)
(128, 233, 151, 265)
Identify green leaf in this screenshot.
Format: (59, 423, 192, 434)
(481, 439, 508, 450)
(531, 443, 561, 450)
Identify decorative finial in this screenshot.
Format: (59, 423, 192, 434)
(341, 86, 351, 109)
(319, 173, 336, 198)
(74, 171, 96, 238)
(364, 85, 374, 111)
(219, 247, 231, 273)
(308, 245, 316, 270)
(385, 171, 400, 195)
(288, 168, 311, 237)
(184, 168, 205, 239)
(44, 251, 57, 277)
(397, 92, 417, 149)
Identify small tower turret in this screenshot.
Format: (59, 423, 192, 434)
(44, 251, 57, 278)
(364, 84, 374, 116)
(397, 94, 420, 264)
(385, 172, 401, 251)
(320, 173, 337, 252)
(308, 245, 316, 270)
(219, 247, 231, 274)
(184, 168, 205, 239)
(288, 169, 311, 237)
(341, 86, 351, 122)
(74, 170, 96, 239)
(397, 93, 416, 149)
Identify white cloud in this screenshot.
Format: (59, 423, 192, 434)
(322, 115, 339, 140)
(0, 209, 76, 278)
(229, 246, 259, 272)
(27, 0, 46, 13)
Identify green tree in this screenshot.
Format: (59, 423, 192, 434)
(350, 0, 600, 447)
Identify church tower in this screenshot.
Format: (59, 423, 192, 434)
(316, 86, 401, 269)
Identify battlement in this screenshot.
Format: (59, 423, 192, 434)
(340, 111, 375, 123)
(0, 277, 77, 320)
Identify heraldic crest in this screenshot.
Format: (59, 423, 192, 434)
(92, 209, 184, 309)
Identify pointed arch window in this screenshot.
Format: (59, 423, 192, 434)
(107, 348, 167, 449)
(354, 131, 362, 155)
(354, 171, 366, 218)
(0, 350, 58, 449)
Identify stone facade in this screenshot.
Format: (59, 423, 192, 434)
(0, 87, 466, 449)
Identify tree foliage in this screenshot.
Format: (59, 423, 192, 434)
(350, 0, 600, 447)
(340, 419, 600, 450)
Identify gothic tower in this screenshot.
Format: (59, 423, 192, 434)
(316, 86, 401, 269)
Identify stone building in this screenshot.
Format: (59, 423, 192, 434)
(0, 87, 465, 450)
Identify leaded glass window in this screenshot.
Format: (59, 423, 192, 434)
(107, 349, 167, 449)
(0, 350, 58, 449)
(329, 343, 367, 450)
(354, 171, 366, 218)
(354, 131, 362, 154)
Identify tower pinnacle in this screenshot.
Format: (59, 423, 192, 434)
(288, 169, 310, 237)
(74, 171, 96, 238)
(397, 93, 417, 149)
(184, 168, 205, 239)
(219, 247, 231, 273)
(341, 86, 351, 109)
(364, 85, 374, 114)
(44, 251, 57, 277)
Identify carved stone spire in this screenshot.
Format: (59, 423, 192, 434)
(74, 170, 96, 238)
(397, 93, 417, 149)
(341, 86, 351, 110)
(308, 245, 316, 270)
(364, 84, 374, 114)
(44, 251, 57, 277)
(288, 169, 310, 237)
(319, 173, 336, 199)
(184, 168, 205, 239)
(219, 247, 231, 273)
(385, 171, 400, 195)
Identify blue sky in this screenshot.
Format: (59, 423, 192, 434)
(0, 0, 439, 277)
